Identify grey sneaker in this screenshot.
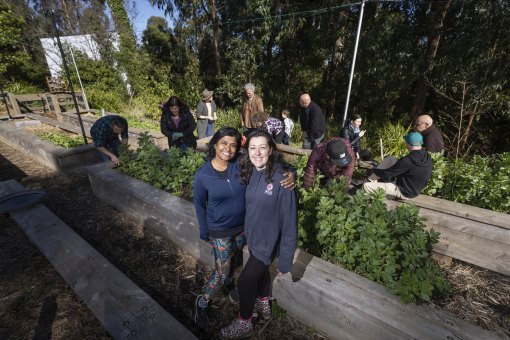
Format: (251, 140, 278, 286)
(252, 297, 271, 322)
(219, 317, 254, 340)
(194, 295, 209, 329)
(222, 282, 239, 304)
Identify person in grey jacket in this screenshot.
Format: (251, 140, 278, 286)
(219, 131, 298, 339)
(196, 89, 217, 139)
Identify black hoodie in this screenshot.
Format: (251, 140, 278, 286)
(373, 149, 432, 198)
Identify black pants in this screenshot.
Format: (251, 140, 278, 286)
(237, 255, 271, 319)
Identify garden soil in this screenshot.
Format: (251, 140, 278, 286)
(0, 139, 509, 339)
(0, 140, 326, 339)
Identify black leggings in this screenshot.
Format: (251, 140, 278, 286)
(237, 255, 271, 319)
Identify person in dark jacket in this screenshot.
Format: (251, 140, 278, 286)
(340, 113, 373, 161)
(219, 131, 298, 339)
(193, 128, 245, 328)
(299, 93, 326, 149)
(362, 132, 432, 199)
(196, 89, 217, 139)
(160, 96, 197, 151)
(414, 114, 444, 153)
(303, 137, 356, 189)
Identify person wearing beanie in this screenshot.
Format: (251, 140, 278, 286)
(302, 137, 356, 189)
(362, 132, 432, 199)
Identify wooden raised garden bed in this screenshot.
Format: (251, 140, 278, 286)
(86, 162, 498, 340)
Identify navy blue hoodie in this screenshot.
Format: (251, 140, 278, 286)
(193, 161, 246, 240)
(244, 165, 298, 273)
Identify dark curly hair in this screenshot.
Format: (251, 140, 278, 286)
(207, 127, 242, 160)
(162, 96, 191, 116)
(239, 130, 283, 184)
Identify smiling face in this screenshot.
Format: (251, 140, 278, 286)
(214, 135, 238, 163)
(169, 105, 180, 116)
(248, 136, 272, 170)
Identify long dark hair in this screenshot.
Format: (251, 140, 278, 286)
(162, 96, 190, 116)
(239, 130, 283, 184)
(207, 127, 241, 160)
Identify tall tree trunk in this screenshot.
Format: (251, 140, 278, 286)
(326, 11, 347, 120)
(208, 0, 222, 77)
(411, 0, 452, 118)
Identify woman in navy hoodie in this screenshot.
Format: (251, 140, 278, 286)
(193, 128, 294, 329)
(219, 131, 298, 340)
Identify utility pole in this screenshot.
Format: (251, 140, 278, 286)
(342, 0, 366, 127)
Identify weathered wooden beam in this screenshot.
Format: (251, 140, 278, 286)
(0, 180, 197, 340)
(386, 199, 510, 276)
(6, 93, 21, 116)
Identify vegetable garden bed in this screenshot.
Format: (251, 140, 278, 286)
(0, 120, 100, 173)
(87, 161, 498, 340)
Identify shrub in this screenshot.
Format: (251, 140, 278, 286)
(38, 132, 84, 148)
(118, 132, 204, 199)
(367, 120, 410, 162)
(216, 108, 242, 130)
(86, 84, 126, 113)
(315, 182, 450, 302)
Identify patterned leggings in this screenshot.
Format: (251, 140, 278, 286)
(203, 232, 246, 300)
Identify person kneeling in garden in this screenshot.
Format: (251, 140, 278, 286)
(90, 115, 128, 167)
(362, 132, 432, 199)
(251, 111, 285, 144)
(303, 138, 356, 189)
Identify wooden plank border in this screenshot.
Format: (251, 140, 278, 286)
(0, 180, 197, 340)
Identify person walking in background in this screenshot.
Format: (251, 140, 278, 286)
(341, 113, 373, 161)
(219, 131, 297, 339)
(160, 96, 197, 151)
(413, 114, 444, 153)
(196, 89, 217, 139)
(251, 112, 285, 144)
(240, 83, 264, 134)
(193, 128, 246, 329)
(90, 114, 129, 166)
(362, 132, 432, 199)
(281, 109, 294, 145)
(299, 93, 326, 149)
(303, 137, 355, 189)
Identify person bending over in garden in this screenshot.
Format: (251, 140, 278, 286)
(192, 128, 295, 329)
(160, 96, 197, 151)
(362, 132, 432, 199)
(251, 112, 285, 144)
(340, 113, 373, 161)
(90, 114, 128, 167)
(303, 137, 355, 189)
(219, 131, 297, 340)
(196, 89, 217, 139)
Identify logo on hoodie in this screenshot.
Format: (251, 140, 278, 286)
(265, 183, 273, 196)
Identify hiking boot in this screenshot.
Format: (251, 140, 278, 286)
(252, 297, 271, 323)
(193, 295, 209, 328)
(219, 317, 254, 340)
(222, 282, 239, 304)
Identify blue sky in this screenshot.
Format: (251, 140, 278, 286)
(129, 0, 173, 40)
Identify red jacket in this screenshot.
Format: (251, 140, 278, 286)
(303, 137, 355, 188)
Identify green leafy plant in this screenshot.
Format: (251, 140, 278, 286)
(423, 152, 447, 196)
(118, 132, 205, 200)
(38, 132, 84, 148)
(216, 108, 242, 130)
(367, 120, 410, 162)
(314, 182, 450, 302)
